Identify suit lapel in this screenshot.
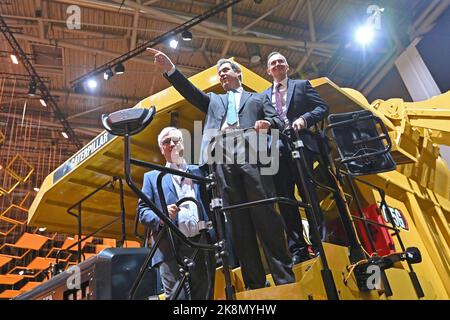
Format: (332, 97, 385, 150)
(286, 78, 295, 113)
(163, 174, 177, 200)
(189, 168, 206, 221)
(186, 166, 199, 197)
(220, 93, 228, 111)
(266, 86, 273, 101)
(238, 91, 251, 114)
(218, 94, 227, 123)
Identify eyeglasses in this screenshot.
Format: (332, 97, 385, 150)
(161, 136, 182, 145)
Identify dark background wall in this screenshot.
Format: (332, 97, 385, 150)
(367, 67, 412, 103)
(417, 7, 450, 93)
(366, 6, 450, 103)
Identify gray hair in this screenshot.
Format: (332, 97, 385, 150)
(217, 59, 242, 81)
(267, 52, 288, 68)
(157, 127, 182, 148)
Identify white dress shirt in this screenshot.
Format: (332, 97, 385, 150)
(166, 160, 200, 238)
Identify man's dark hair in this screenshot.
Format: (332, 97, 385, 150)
(217, 59, 242, 81)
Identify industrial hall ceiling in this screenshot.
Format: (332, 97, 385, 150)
(0, 0, 448, 200)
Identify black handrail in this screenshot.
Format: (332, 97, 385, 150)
(324, 114, 393, 173)
(279, 128, 340, 300)
(58, 176, 127, 267)
(176, 197, 215, 300)
(156, 171, 184, 267)
(222, 197, 310, 212)
(131, 158, 213, 184)
(54, 216, 121, 273)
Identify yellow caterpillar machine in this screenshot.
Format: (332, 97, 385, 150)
(22, 62, 450, 300)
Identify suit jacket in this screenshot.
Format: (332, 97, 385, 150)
(263, 78, 329, 129)
(264, 78, 329, 154)
(165, 69, 284, 166)
(137, 164, 209, 266)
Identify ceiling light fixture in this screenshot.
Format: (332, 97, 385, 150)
(114, 63, 125, 75)
(181, 30, 193, 41)
(74, 83, 84, 94)
(28, 78, 37, 97)
(103, 69, 113, 80)
(10, 54, 19, 64)
(246, 40, 261, 64)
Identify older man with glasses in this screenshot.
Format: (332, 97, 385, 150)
(137, 126, 215, 300)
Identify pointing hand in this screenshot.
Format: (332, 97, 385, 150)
(147, 48, 175, 73)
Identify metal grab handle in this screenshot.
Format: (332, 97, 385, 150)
(176, 197, 211, 231)
(324, 114, 393, 168)
(131, 158, 213, 184)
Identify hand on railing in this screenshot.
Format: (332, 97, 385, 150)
(167, 204, 180, 220)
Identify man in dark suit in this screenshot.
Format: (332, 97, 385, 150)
(148, 48, 294, 290)
(263, 52, 329, 264)
(137, 127, 214, 300)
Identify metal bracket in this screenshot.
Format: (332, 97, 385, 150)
(293, 140, 304, 148)
(183, 257, 195, 269)
(210, 198, 223, 210)
(198, 221, 212, 231)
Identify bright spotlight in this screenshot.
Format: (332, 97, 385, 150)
(10, 54, 19, 64)
(169, 39, 179, 49)
(61, 131, 69, 139)
(355, 25, 374, 45)
(87, 78, 98, 89)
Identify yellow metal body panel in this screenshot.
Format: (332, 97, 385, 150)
(28, 62, 450, 299)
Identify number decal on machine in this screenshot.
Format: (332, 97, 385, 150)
(381, 205, 409, 231)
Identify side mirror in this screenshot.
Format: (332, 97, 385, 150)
(404, 247, 422, 264)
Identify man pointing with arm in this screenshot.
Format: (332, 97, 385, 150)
(148, 48, 294, 290)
